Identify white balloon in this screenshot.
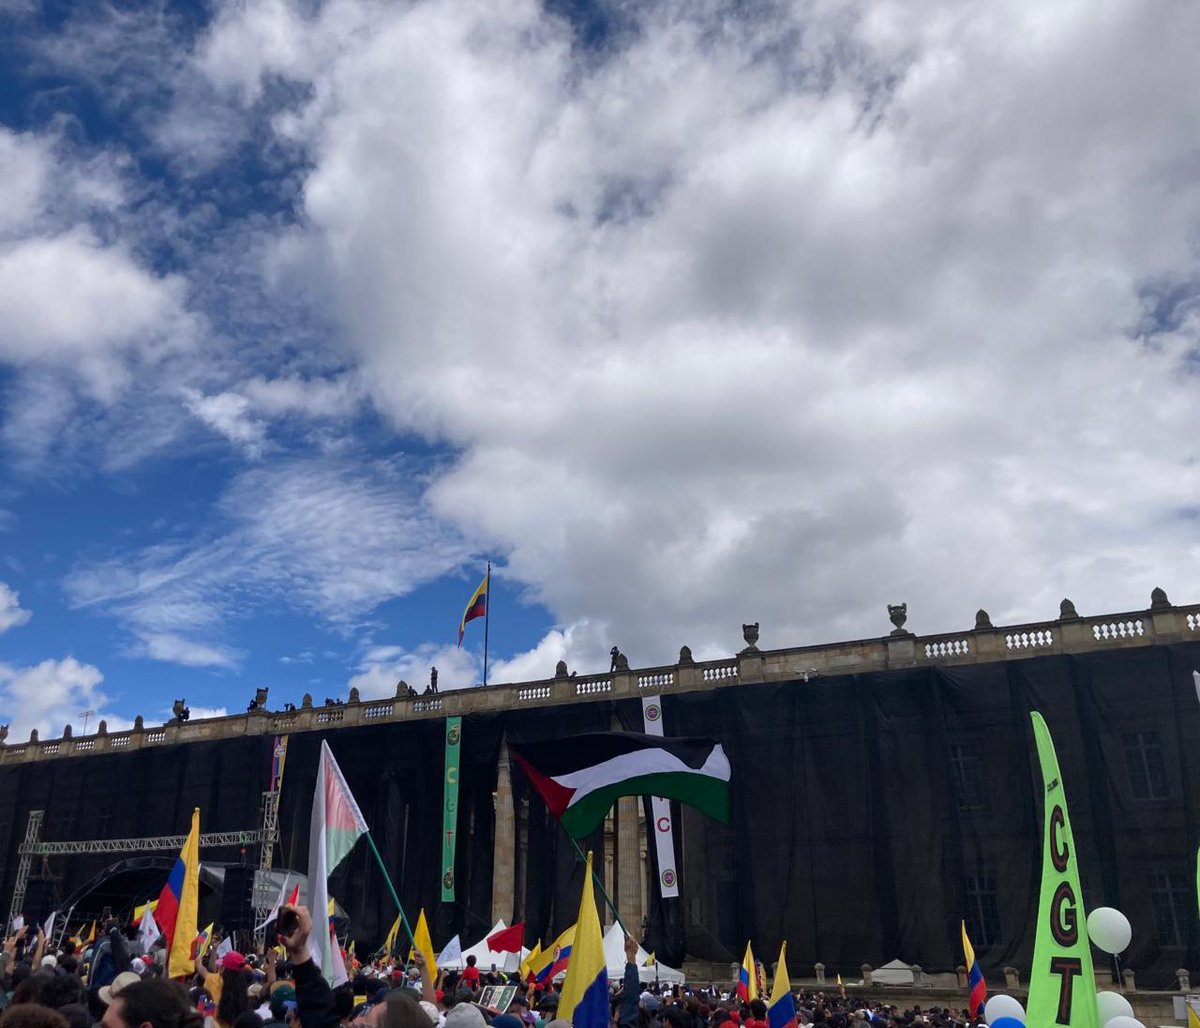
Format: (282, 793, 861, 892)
(1087, 907, 1133, 954)
(1101, 1017, 1144, 1028)
(1096, 992, 1135, 1023)
(984, 995, 1026, 1024)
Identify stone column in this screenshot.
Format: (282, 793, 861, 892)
(617, 796, 643, 934)
(491, 734, 515, 925)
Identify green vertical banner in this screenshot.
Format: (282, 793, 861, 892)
(1027, 711, 1099, 1028)
(441, 716, 463, 902)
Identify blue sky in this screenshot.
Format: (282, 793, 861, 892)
(1, 0, 1199, 738)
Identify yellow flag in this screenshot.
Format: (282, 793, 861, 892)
(167, 809, 201, 979)
(519, 941, 542, 979)
(408, 909, 438, 977)
(383, 914, 401, 957)
(84, 921, 97, 944)
(644, 952, 656, 967)
(1188, 1003, 1200, 1028)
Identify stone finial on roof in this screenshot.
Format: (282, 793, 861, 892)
(1059, 597, 1079, 620)
(975, 608, 993, 629)
(1151, 586, 1171, 610)
(678, 645, 694, 665)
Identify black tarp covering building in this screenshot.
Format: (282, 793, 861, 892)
(1, 641, 1198, 986)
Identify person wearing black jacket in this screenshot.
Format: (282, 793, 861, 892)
(618, 936, 640, 1028)
(276, 907, 341, 1028)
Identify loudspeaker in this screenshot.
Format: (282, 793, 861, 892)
(220, 866, 255, 933)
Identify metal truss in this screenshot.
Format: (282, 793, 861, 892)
(7, 809, 270, 929)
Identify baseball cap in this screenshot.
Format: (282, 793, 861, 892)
(222, 952, 248, 972)
(99, 971, 142, 1006)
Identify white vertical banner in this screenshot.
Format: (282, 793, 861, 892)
(641, 695, 680, 898)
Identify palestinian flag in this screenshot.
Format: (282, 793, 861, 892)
(513, 732, 731, 838)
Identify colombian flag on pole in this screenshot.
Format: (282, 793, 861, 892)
(558, 852, 608, 1028)
(737, 942, 758, 1001)
(457, 572, 488, 646)
(961, 921, 986, 1018)
(155, 809, 200, 978)
(529, 924, 575, 983)
(767, 943, 797, 1028)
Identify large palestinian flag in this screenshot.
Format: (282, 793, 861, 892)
(513, 732, 731, 838)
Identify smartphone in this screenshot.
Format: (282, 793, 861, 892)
(277, 908, 300, 938)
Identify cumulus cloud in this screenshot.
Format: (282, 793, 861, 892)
(349, 642, 480, 699)
(0, 581, 31, 633)
(170, 0, 1200, 672)
(0, 657, 109, 740)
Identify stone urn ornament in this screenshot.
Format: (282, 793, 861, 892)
(741, 622, 760, 652)
(888, 603, 910, 636)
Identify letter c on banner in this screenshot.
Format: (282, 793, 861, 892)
(1050, 881, 1078, 945)
(447, 765, 457, 784)
(657, 816, 671, 833)
(1050, 804, 1069, 871)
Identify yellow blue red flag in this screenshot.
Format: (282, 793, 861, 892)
(737, 941, 758, 1001)
(961, 921, 986, 1017)
(163, 809, 200, 978)
(767, 942, 796, 1028)
(558, 852, 608, 1028)
(457, 572, 488, 646)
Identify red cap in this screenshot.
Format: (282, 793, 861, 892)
(222, 952, 247, 972)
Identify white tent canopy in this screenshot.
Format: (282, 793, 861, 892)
(873, 959, 916, 985)
(440, 920, 528, 973)
(601, 923, 685, 985)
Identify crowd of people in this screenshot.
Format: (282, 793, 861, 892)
(0, 907, 989, 1028)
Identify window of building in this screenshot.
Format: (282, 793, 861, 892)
(949, 744, 985, 810)
(964, 873, 1001, 947)
(1123, 732, 1169, 800)
(1149, 872, 1189, 946)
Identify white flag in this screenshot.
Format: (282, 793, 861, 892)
(437, 935, 463, 967)
(216, 936, 233, 959)
(306, 741, 369, 986)
(138, 906, 162, 953)
(42, 911, 56, 945)
(12, 915, 24, 932)
(254, 874, 291, 932)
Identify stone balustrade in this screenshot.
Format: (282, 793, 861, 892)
(2, 591, 1197, 765)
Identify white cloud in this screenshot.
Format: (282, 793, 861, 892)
(0, 657, 108, 741)
(136, 632, 240, 669)
(65, 458, 472, 662)
(349, 642, 480, 699)
(181, 388, 268, 457)
(179, 0, 1200, 664)
(0, 581, 31, 633)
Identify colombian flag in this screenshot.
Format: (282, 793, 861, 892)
(737, 941, 758, 1001)
(530, 925, 575, 983)
(519, 941, 542, 981)
(191, 923, 214, 961)
(961, 921, 986, 1018)
(155, 809, 200, 978)
(767, 943, 796, 1028)
(558, 852, 608, 1028)
(457, 571, 488, 646)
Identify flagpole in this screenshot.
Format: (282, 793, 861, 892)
(482, 562, 491, 688)
(363, 832, 417, 950)
(563, 830, 627, 936)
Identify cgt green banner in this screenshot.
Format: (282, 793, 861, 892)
(441, 716, 463, 902)
(1026, 711, 1099, 1028)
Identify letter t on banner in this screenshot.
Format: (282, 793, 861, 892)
(641, 696, 679, 898)
(441, 716, 463, 902)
